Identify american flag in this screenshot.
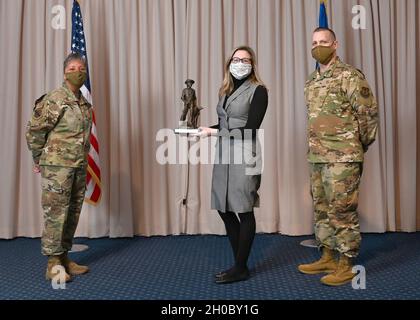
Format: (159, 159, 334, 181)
(71, 0, 101, 205)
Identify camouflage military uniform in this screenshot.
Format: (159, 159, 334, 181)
(304, 57, 378, 258)
(26, 82, 92, 256)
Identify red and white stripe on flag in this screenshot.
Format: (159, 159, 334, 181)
(81, 86, 102, 205)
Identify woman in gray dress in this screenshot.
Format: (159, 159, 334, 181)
(196, 46, 268, 284)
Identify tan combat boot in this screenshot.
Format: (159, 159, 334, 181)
(320, 254, 355, 286)
(45, 255, 72, 282)
(61, 252, 89, 275)
(298, 248, 338, 274)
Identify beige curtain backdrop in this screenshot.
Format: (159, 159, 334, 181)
(0, 0, 419, 239)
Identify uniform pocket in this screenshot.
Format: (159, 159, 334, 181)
(60, 105, 82, 132)
(41, 179, 64, 194)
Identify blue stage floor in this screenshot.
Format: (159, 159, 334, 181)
(0, 233, 419, 300)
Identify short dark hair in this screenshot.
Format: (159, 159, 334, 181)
(63, 52, 86, 73)
(313, 27, 336, 41)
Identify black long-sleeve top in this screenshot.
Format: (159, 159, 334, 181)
(211, 76, 268, 138)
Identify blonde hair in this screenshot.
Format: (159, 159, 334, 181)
(219, 45, 266, 97)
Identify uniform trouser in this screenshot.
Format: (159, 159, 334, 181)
(40, 165, 87, 256)
(309, 162, 362, 258)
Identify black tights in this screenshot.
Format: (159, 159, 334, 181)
(218, 210, 256, 274)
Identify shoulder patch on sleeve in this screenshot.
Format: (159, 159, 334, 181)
(360, 87, 371, 98)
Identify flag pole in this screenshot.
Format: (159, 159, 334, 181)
(70, 0, 94, 253)
(300, 0, 329, 249)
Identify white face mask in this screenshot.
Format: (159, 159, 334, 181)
(229, 62, 252, 80)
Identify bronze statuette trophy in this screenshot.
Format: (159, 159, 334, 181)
(175, 79, 204, 134)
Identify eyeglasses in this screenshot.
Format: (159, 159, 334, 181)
(231, 57, 252, 64)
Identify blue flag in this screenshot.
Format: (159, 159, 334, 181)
(319, 0, 329, 28)
(316, 0, 329, 69)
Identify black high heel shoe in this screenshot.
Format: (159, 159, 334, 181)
(215, 268, 250, 284)
(215, 271, 226, 279)
(214, 267, 234, 279)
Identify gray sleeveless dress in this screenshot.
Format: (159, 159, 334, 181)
(211, 79, 263, 213)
